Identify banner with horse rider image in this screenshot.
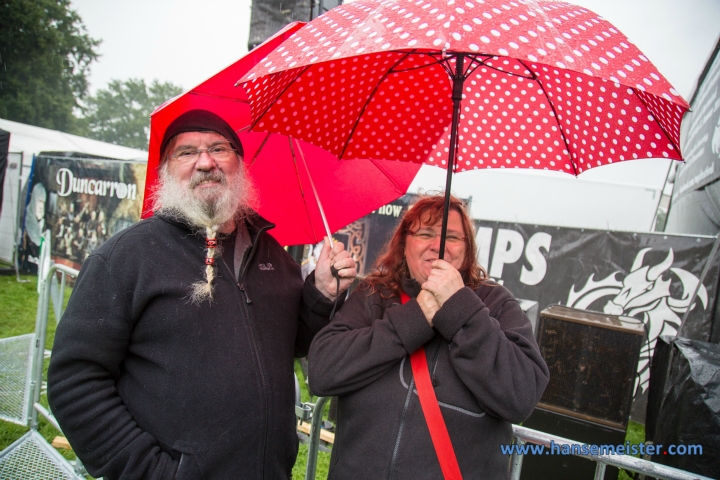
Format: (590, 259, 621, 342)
(19, 154, 146, 273)
(475, 220, 719, 418)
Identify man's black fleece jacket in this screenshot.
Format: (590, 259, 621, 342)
(47, 214, 336, 480)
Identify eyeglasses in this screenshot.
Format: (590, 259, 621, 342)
(407, 229, 467, 245)
(170, 143, 237, 163)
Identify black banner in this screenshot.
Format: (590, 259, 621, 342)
(20, 155, 146, 272)
(247, 0, 343, 50)
(248, 0, 310, 50)
(0, 128, 8, 217)
(475, 220, 718, 403)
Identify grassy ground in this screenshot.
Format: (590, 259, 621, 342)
(0, 274, 76, 465)
(619, 420, 646, 480)
(2, 273, 649, 480)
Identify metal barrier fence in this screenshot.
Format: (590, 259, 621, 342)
(0, 263, 86, 479)
(509, 425, 712, 480)
(299, 397, 714, 480)
(28, 264, 79, 432)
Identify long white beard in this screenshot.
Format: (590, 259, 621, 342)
(152, 163, 257, 303)
(152, 163, 255, 230)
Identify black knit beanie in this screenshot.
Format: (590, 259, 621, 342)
(160, 110, 244, 161)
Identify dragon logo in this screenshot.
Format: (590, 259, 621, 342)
(566, 248, 707, 395)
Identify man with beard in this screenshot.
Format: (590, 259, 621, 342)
(47, 110, 357, 480)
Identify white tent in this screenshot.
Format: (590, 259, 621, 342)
(0, 118, 147, 265)
(409, 160, 673, 233)
(0, 118, 147, 181)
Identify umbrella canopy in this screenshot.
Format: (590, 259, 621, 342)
(240, 133, 421, 245)
(142, 22, 420, 246)
(238, 0, 689, 253)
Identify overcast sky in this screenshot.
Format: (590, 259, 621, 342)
(70, 0, 253, 95)
(71, 0, 720, 100)
(69, 0, 720, 191)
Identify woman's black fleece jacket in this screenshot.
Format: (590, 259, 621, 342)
(308, 278, 549, 480)
(47, 214, 337, 480)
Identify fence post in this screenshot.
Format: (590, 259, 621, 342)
(508, 437, 525, 480)
(594, 462, 607, 480)
(305, 396, 330, 480)
(28, 264, 53, 428)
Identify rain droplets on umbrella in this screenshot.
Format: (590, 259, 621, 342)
(239, 0, 689, 256)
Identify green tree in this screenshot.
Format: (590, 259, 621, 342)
(0, 0, 100, 133)
(81, 79, 183, 150)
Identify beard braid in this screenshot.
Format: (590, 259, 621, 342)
(152, 162, 258, 304)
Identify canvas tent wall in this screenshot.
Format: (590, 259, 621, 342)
(0, 118, 146, 184)
(0, 150, 22, 265)
(665, 36, 720, 236)
(0, 128, 14, 264)
(408, 165, 666, 233)
(663, 35, 720, 344)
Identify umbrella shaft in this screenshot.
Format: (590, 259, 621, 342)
(439, 54, 465, 260)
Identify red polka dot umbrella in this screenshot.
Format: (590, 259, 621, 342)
(238, 0, 689, 256)
(141, 22, 420, 246)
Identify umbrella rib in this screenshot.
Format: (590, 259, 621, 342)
(469, 58, 534, 81)
(369, 159, 409, 194)
(463, 56, 487, 79)
(518, 59, 578, 176)
(288, 136, 321, 242)
(247, 132, 273, 170)
(296, 140, 333, 239)
(389, 53, 452, 73)
(633, 91, 682, 155)
(188, 91, 251, 103)
(249, 65, 311, 130)
(339, 50, 416, 159)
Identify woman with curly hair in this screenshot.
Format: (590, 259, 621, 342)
(308, 194, 549, 480)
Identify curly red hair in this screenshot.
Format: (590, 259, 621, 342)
(364, 194, 488, 297)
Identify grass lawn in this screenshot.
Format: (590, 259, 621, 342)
(1, 273, 647, 480)
(0, 274, 76, 465)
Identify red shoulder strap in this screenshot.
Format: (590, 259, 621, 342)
(400, 291, 463, 480)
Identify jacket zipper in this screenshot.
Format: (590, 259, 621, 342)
(389, 372, 415, 480)
(430, 340, 442, 386)
(389, 337, 443, 478)
(234, 223, 272, 477)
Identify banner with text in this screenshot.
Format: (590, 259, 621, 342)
(20, 155, 146, 272)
